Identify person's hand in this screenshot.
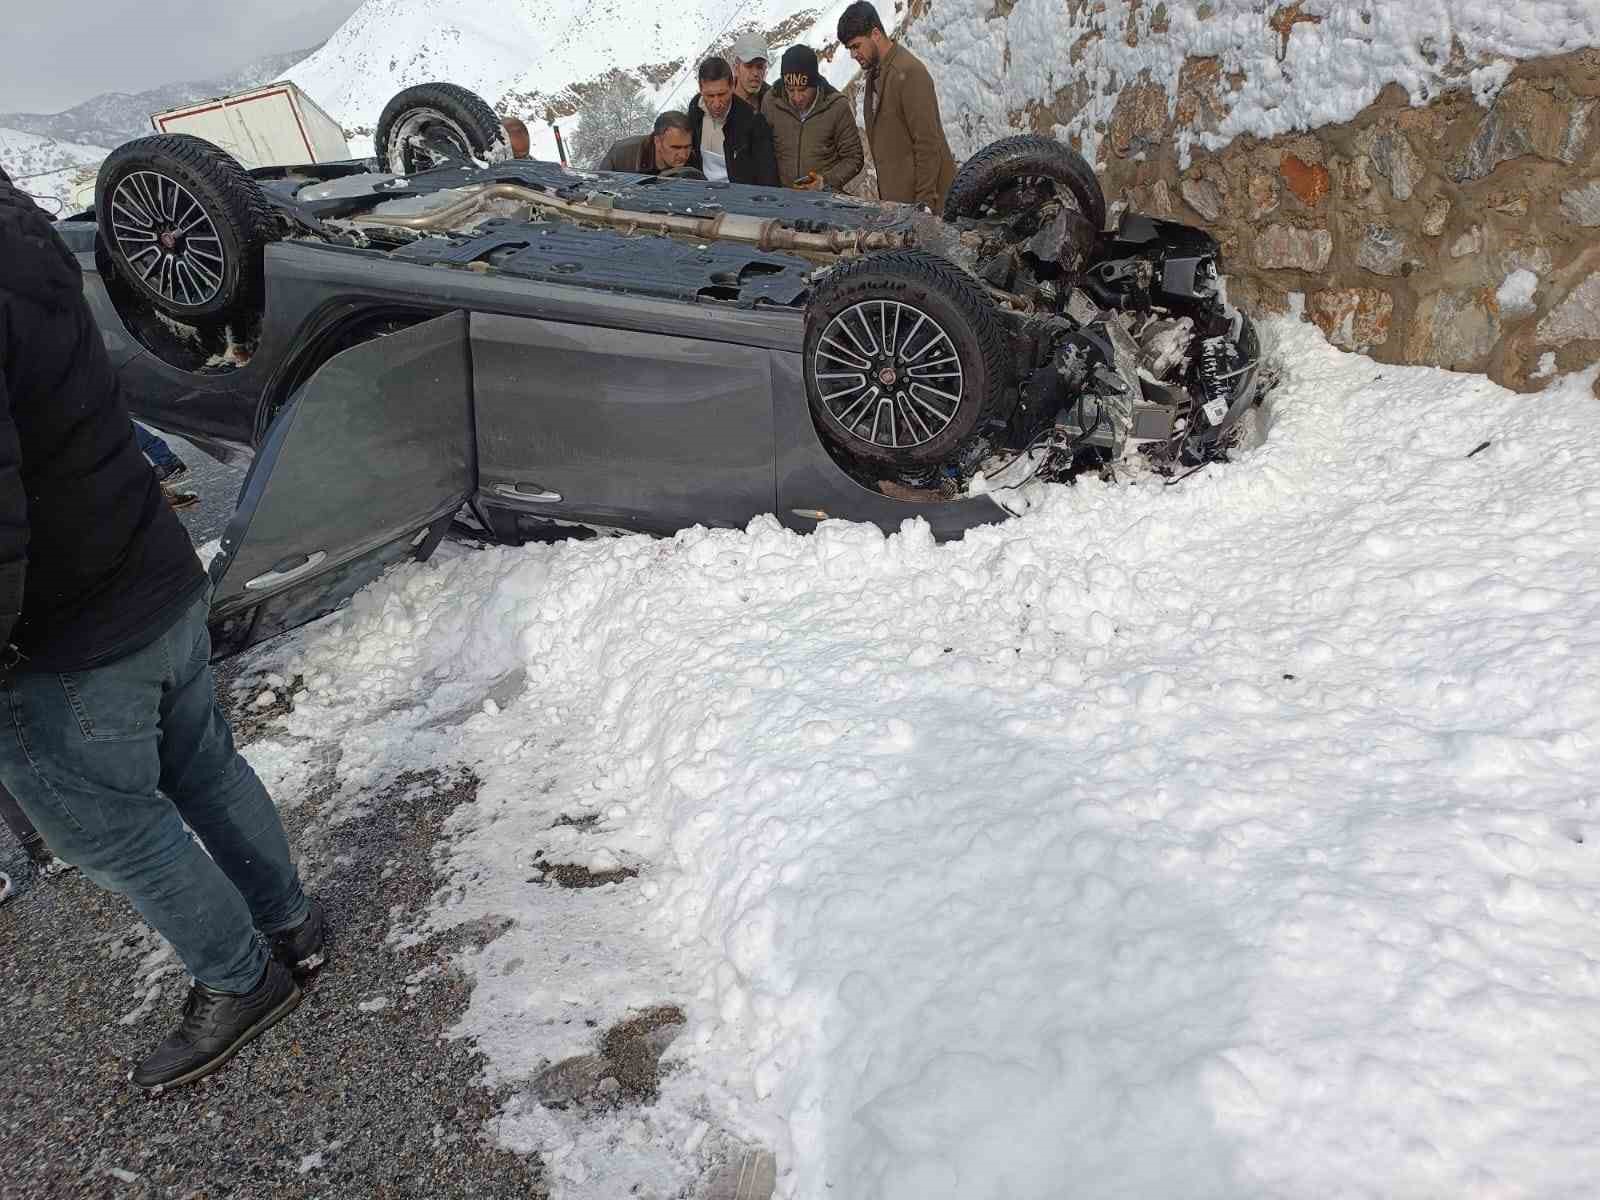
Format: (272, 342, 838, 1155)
(794, 172, 824, 191)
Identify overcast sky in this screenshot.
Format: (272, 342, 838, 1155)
(4, 0, 365, 113)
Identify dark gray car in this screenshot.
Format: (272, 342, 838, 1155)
(60, 84, 1265, 658)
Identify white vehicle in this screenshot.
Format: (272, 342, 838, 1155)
(149, 82, 349, 170)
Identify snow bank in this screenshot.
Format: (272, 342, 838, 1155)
(910, 0, 1600, 162)
(250, 321, 1600, 1198)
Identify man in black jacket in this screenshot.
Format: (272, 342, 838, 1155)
(686, 57, 780, 187)
(0, 168, 325, 1092)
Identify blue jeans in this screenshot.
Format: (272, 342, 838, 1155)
(0, 591, 307, 992)
(134, 422, 181, 472)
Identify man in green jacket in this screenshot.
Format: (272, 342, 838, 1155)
(837, 0, 956, 210)
(763, 45, 864, 192)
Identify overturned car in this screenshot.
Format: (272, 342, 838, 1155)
(59, 83, 1267, 655)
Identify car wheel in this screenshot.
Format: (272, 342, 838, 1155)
(803, 250, 1011, 471)
(95, 134, 275, 322)
(375, 83, 510, 175)
(943, 134, 1107, 234)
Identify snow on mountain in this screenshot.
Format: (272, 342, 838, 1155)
(239, 319, 1600, 1198)
(0, 47, 317, 151)
(284, 0, 858, 161)
(0, 128, 111, 216)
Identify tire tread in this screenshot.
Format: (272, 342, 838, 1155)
(804, 249, 1011, 468)
(374, 83, 509, 174)
(943, 134, 1107, 232)
(94, 133, 275, 319)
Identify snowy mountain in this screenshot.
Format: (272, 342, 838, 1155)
(285, 0, 858, 160)
(0, 128, 111, 216)
(0, 47, 318, 151)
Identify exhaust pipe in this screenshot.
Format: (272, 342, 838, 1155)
(351, 182, 911, 258)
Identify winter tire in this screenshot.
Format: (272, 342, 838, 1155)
(943, 134, 1107, 234)
(95, 134, 276, 322)
(803, 250, 1011, 470)
(375, 83, 511, 176)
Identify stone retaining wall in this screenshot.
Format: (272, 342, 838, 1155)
(1071, 48, 1600, 391)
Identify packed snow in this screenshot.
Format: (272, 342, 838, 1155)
(238, 316, 1600, 1198)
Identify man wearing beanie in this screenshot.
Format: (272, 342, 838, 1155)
(836, 0, 956, 209)
(764, 45, 864, 192)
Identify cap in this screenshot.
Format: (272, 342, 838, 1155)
(780, 44, 819, 90)
(731, 32, 771, 65)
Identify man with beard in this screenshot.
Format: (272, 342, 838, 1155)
(836, 0, 955, 210)
(730, 33, 773, 109)
(763, 44, 863, 192)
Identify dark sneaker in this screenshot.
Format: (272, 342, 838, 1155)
(271, 898, 327, 977)
(152, 459, 188, 484)
(131, 958, 302, 1093)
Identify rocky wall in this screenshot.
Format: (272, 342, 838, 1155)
(1012, 43, 1600, 391)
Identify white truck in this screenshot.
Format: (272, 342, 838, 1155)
(149, 82, 350, 170)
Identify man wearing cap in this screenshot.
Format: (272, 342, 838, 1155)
(836, 0, 956, 210)
(731, 33, 773, 109)
(763, 45, 863, 192)
(686, 57, 781, 187)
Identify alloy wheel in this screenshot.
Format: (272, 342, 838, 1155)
(812, 300, 965, 451)
(109, 170, 225, 308)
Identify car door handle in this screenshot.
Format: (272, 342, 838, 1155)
(244, 550, 328, 591)
(493, 482, 563, 502)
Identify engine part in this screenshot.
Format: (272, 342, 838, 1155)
(1080, 257, 1153, 310)
(352, 182, 914, 258)
(1024, 205, 1098, 271)
(1195, 335, 1235, 428)
(1137, 316, 1195, 380)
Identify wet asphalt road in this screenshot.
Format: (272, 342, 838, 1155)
(156, 430, 248, 549)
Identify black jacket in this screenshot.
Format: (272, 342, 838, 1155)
(685, 95, 781, 187)
(0, 178, 205, 672)
(596, 134, 662, 174)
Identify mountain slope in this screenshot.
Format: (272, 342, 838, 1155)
(0, 47, 318, 151)
(0, 128, 111, 216)
(285, 0, 854, 160)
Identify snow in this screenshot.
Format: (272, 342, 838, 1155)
(240, 317, 1600, 1198)
(0, 127, 109, 216)
(1497, 267, 1539, 317)
(284, 0, 862, 164)
(908, 0, 1600, 164)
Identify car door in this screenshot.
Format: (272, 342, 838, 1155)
(206, 311, 473, 659)
(471, 313, 777, 535)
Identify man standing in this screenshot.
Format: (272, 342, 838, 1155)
(731, 33, 772, 109)
(0, 169, 325, 1092)
(836, 0, 956, 210)
(687, 58, 780, 187)
(763, 44, 863, 191)
(597, 111, 696, 175)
